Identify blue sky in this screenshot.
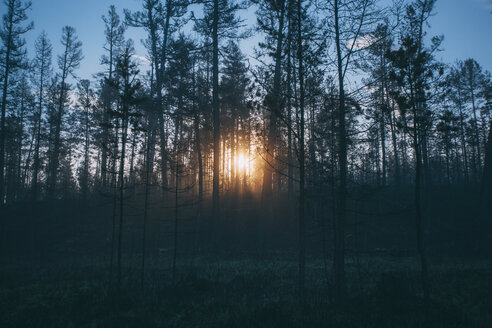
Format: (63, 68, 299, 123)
(1, 0, 491, 81)
(431, 0, 492, 71)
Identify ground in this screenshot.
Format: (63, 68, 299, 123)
(1, 255, 491, 327)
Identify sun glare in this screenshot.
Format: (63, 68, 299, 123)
(237, 153, 248, 171)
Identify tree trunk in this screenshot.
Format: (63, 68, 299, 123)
(286, 3, 294, 212)
(32, 78, 44, 201)
(0, 6, 14, 203)
(457, 92, 469, 183)
(172, 116, 180, 283)
(141, 119, 153, 288)
(194, 114, 203, 201)
(159, 116, 168, 190)
(333, 0, 347, 303)
(297, 0, 306, 307)
(117, 112, 128, 290)
(49, 43, 70, 198)
(411, 82, 430, 301)
(262, 3, 285, 202)
(469, 80, 482, 177)
(212, 0, 220, 222)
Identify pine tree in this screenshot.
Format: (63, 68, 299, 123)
(47, 26, 83, 198)
(100, 5, 125, 190)
(322, 0, 380, 302)
(111, 40, 142, 289)
(195, 0, 247, 223)
(30, 31, 52, 201)
(253, 0, 287, 201)
(0, 0, 33, 203)
(220, 41, 249, 190)
(387, 0, 443, 301)
(75, 79, 95, 199)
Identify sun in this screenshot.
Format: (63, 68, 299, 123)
(237, 153, 248, 171)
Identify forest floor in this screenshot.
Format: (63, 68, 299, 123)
(0, 255, 491, 327)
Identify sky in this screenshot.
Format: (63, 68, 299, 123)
(1, 0, 491, 82)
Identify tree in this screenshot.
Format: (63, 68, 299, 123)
(296, 0, 306, 306)
(0, 0, 32, 203)
(211, 0, 220, 223)
(165, 34, 195, 282)
(462, 58, 489, 181)
(365, 23, 396, 185)
(445, 63, 471, 183)
(111, 40, 142, 289)
(47, 26, 83, 198)
(100, 5, 125, 190)
(6, 73, 33, 201)
(75, 79, 95, 199)
(387, 0, 443, 301)
(126, 0, 188, 286)
(195, 0, 247, 223)
(125, 0, 164, 198)
(220, 41, 249, 190)
(436, 109, 459, 184)
(30, 31, 52, 201)
(321, 0, 380, 302)
(253, 0, 287, 201)
(125, 0, 188, 194)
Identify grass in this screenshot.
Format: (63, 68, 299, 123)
(0, 256, 491, 327)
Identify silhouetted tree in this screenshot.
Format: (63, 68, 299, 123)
(75, 79, 95, 199)
(195, 0, 247, 223)
(387, 0, 443, 301)
(321, 0, 380, 302)
(0, 0, 32, 203)
(100, 5, 125, 190)
(111, 40, 142, 289)
(47, 26, 83, 198)
(30, 31, 52, 201)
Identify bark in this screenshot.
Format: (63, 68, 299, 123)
(297, 0, 306, 307)
(32, 73, 45, 200)
(159, 116, 168, 190)
(410, 78, 430, 301)
(82, 91, 91, 199)
(16, 93, 26, 200)
(108, 119, 119, 290)
(141, 120, 153, 288)
(117, 107, 129, 289)
(0, 1, 14, 203)
(212, 0, 220, 221)
(469, 75, 482, 177)
(101, 32, 114, 190)
(457, 90, 469, 183)
(262, 1, 285, 201)
(172, 115, 180, 283)
(333, 0, 347, 302)
(413, 105, 430, 301)
(159, 1, 172, 191)
(231, 117, 236, 187)
(194, 113, 203, 201)
(48, 63, 68, 197)
(129, 130, 136, 188)
(286, 1, 294, 207)
(390, 107, 400, 183)
(380, 67, 387, 186)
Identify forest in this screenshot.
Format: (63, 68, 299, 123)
(0, 0, 491, 326)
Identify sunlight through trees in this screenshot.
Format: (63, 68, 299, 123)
(0, 0, 491, 325)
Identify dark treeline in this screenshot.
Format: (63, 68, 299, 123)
(0, 0, 491, 326)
